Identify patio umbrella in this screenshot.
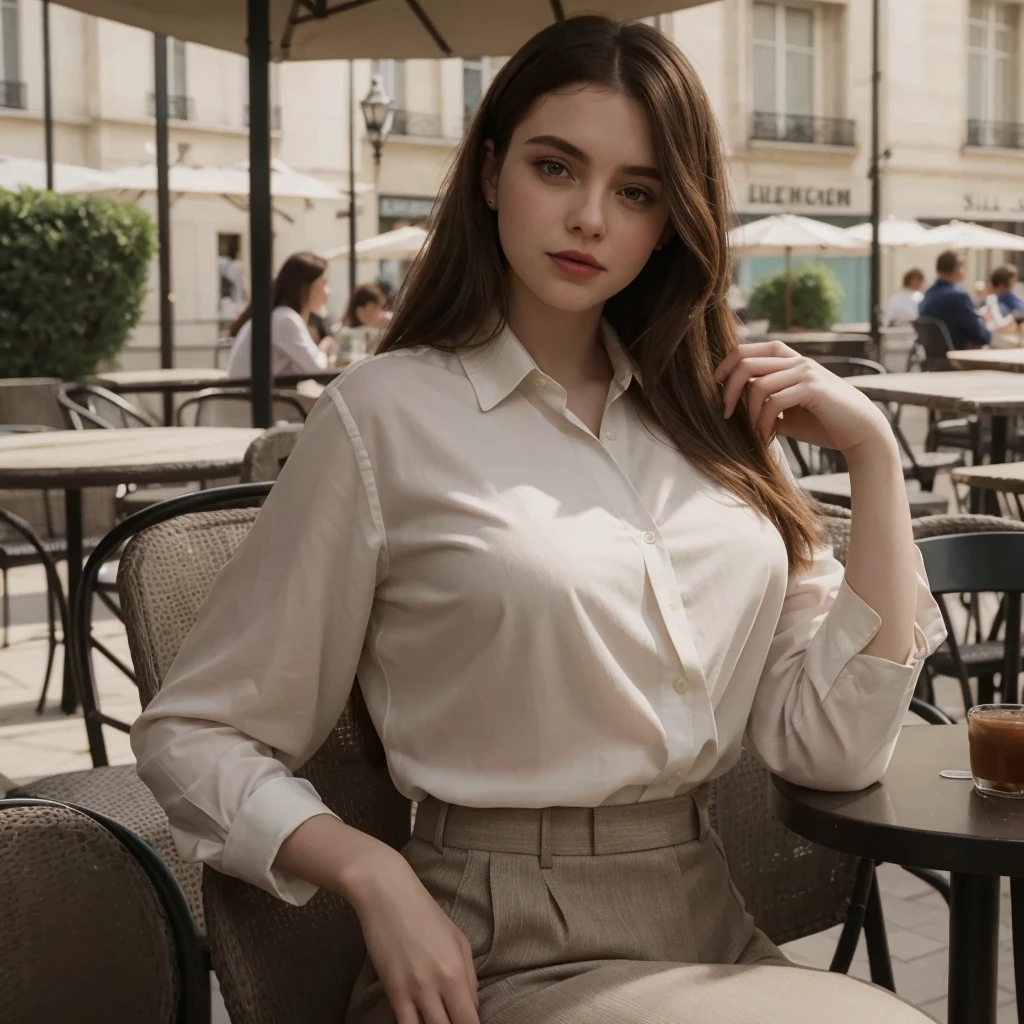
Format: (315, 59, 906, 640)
(53, 1, 712, 59)
(845, 216, 931, 248)
(729, 214, 866, 329)
(910, 220, 1024, 252)
(0, 155, 115, 193)
(323, 224, 428, 262)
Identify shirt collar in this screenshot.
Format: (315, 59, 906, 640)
(458, 318, 638, 413)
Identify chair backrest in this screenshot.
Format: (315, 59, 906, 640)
(177, 388, 308, 428)
(57, 382, 158, 430)
(916, 530, 1024, 594)
(241, 424, 304, 483)
(117, 506, 410, 1024)
(812, 355, 886, 379)
(913, 317, 955, 371)
(0, 799, 208, 1024)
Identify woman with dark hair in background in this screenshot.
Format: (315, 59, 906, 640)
(225, 251, 335, 377)
(342, 283, 390, 329)
(135, 16, 943, 1023)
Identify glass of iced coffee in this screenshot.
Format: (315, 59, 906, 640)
(967, 704, 1024, 798)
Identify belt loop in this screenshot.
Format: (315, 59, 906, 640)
(432, 802, 450, 854)
(540, 807, 553, 869)
(695, 786, 711, 842)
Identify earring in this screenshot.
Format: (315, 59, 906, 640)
(654, 243, 664, 251)
(486, 198, 495, 207)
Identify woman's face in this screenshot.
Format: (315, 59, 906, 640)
(482, 85, 671, 315)
(356, 300, 387, 327)
(307, 273, 330, 313)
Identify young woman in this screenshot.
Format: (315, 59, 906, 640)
(342, 283, 391, 329)
(133, 17, 944, 1024)
(225, 251, 335, 377)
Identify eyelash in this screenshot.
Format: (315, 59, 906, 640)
(532, 158, 655, 205)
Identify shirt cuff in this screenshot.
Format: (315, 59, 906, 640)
(805, 546, 947, 702)
(221, 775, 340, 906)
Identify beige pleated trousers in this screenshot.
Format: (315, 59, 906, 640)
(346, 788, 929, 1023)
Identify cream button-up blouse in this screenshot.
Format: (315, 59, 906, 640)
(131, 321, 946, 906)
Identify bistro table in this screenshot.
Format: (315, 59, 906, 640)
(772, 724, 1024, 1024)
(0, 428, 262, 712)
(951, 462, 1024, 518)
(852, 371, 1024, 513)
(948, 348, 1024, 373)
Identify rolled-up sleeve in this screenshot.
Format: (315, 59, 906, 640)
(745, 543, 946, 792)
(130, 385, 385, 905)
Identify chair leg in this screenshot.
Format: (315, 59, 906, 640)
(831, 858, 875, 974)
(35, 571, 60, 714)
(2, 566, 9, 648)
(863, 867, 896, 992)
(900, 866, 951, 906)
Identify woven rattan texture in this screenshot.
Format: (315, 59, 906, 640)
(240, 425, 304, 483)
(0, 802, 179, 1024)
(8, 764, 205, 936)
(118, 508, 411, 1024)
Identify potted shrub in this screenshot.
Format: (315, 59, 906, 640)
(747, 262, 844, 332)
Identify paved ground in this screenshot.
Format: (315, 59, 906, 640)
(0, 388, 1017, 1022)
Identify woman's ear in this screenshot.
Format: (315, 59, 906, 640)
(480, 139, 499, 210)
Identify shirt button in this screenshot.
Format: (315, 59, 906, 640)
(605, 430, 617, 441)
(669, 603, 678, 612)
(672, 677, 689, 695)
(642, 531, 656, 544)
(535, 377, 547, 387)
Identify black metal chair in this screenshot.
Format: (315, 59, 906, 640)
(177, 387, 309, 427)
(916, 531, 1024, 712)
(56, 382, 160, 430)
(0, 798, 209, 1024)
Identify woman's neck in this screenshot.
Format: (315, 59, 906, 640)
(505, 274, 611, 388)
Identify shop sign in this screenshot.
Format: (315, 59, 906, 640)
(747, 183, 852, 208)
(963, 193, 1024, 215)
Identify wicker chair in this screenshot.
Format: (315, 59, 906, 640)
(0, 798, 209, 1024)
(241, 424, 304, 483)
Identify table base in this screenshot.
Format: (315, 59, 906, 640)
(949, 873, 1000, 1024)
(60, 488, 82, 715)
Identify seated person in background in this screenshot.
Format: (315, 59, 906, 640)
(336, 283, 391, 358)
(919, 250, 992, 350)
(991, 264, 1024, 317)
(883, 268, 925, 326)
(225, 252, 335, 378)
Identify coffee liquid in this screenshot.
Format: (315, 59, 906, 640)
(968, 711, 1024, 795)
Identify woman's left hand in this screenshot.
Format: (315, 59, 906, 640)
(713, 340, 893, 456)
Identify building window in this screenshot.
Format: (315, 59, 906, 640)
(371, 59, 405, 109)
(753, 1, 815, 118)
(242, 60, 282, 130)
(0, 0, 24, 110)
(463, 58, 488, 129)
(169, 38, 187, 101)
(968, 1, 1020, 145)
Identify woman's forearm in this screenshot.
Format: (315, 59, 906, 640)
(842, 435, 918, 665)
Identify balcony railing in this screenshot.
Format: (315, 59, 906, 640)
(751, 112, 855, 147)
(146, 93, 195, 121)
(0, 80, 26, 110)
(966, 119, 1024, 150)
(243, 104, 283, 131)
(390, 108, 443, 138)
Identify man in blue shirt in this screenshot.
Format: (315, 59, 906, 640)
(991, 264, 1024, 317)
(919, 250, 991, 349)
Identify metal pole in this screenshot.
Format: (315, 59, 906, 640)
(247, 0, 273, 429)
(869, 0, 882, 363)
(42, 0, 54, 189)
(348, 60, 357, 297)
(154, 35, 175, 424)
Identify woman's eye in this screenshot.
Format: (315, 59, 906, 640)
(621, 186, 652, 204)
(538, 159, 569, 178)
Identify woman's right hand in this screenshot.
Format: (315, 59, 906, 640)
(345, 845, 480, 1024)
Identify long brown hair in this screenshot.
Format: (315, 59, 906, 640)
(228, 251, 327, 337)
(342, 283, 386, 327)
(378, 16, 818, 570)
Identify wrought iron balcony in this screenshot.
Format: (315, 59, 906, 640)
(390, 108, 443, 138)
(146, 93, 195, 121)
(966, 119, 1024, 150)
(750, 112, 856, 147)
(243, 104, 283, 131)
(0, 80, 26, 110)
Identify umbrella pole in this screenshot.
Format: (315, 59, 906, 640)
(785, 248, 793, 330)
(154, 34, 175, 423)
(247, 0, 273, 429)
(43, 0, 54, 190)
(348, 60, 357, 298)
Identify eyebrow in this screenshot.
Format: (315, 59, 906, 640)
(524, 134, 662, 181)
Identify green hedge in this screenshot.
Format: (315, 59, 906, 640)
(747, 262, 844, 331)
(0, 187, 155, 380)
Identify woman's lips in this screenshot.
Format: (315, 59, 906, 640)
(548, 253, 604, 279)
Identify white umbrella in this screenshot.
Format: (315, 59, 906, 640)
(729, 214, 866, 329)
(845, 216, 931, 248)
(324, 224, 428, 262)
(53, 1, 715, 60)
(0, 155, 116, 194)
(911, 220, 1024, 252)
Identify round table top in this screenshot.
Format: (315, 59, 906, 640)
(947, 348, 1024, 373)
(771, 724, 1024, 876)
(0, 427, 263, 488)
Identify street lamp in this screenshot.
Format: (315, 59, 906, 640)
(361, 75, 394, 168)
